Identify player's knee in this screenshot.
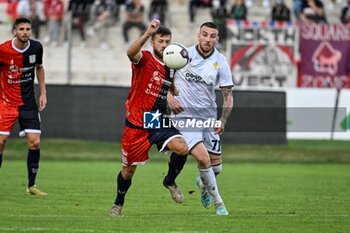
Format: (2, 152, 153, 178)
(177, 146, 189, 156)
(28, 139, 40, 150)
(210, 157, 222, 165)
(196, 155, 210, 168)
(122, 166, 136, 180)
(168, 137, 189, 156)
(172, 143, 189, 156)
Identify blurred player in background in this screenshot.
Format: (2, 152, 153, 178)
(0, 17, 47, 196)
(110, 19, 189, 217)
(167, 22, 233, 215)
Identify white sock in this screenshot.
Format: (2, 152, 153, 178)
(197, 175, 206, 193)
(198, 167, 223, 205)
(212, 163, 222, 176)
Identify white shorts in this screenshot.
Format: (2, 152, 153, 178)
(179, 128, 221, 155)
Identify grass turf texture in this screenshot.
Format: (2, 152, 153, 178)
(3, 139, 350, 163)
(0, 139, 350, 232)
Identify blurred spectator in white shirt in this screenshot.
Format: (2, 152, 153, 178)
(17, 0, 45, 38)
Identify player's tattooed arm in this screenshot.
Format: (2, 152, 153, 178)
(221, 87, 233, 123)
(215, 87, 233, 135)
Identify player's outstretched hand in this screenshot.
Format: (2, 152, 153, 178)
(147, 19, 161, 35)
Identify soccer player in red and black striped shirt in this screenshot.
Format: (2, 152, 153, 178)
(0, 17, 47, 196)
(110, 19, 189, 216)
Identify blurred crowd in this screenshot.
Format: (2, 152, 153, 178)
(2, 0, 350, 49)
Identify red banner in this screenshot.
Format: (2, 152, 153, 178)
(227, 20, 298, 88)
(298, 23, 350, 88)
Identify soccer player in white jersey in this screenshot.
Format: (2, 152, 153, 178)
(167, 22, 233, 215)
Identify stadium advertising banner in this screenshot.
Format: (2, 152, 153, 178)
(299, 23, 350, 88)
(227, 20, 299, 88)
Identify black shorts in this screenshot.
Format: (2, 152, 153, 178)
(18, 105, 41, 137)
(148, 126, 182, 152)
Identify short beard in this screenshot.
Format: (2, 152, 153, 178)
(154, 49, 163, 60)
(199, 44, 212, 53)
(17, 37, 29, 43)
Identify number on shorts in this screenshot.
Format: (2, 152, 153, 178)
(211, 140, 221, 152)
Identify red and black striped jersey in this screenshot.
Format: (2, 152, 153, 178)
(125, 50, 173, 127)
(0, 38, 43, 107)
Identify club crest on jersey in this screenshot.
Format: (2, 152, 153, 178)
(213, 62, 219, 70)
(29, 55, 36, 64)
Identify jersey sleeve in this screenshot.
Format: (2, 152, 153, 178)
(133, 50, 149, 66)
(218, 55, 234, 88)
(36, 42, 43, 66)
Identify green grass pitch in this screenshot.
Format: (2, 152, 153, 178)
(0, 139, 350, 232)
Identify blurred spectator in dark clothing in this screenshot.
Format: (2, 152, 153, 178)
(341, 0, 350, 24)
(67, 0, 94, 46)
(112, 0, 126, 24)
(230, 0, 247, 20)
(300, 0, 327, 23)
(211, 0, 228, 50)
(44, 0, 64, 46)
(148, 0, 167, 25)
(189, 0, 213, 23)
(123, 0, 146, 43)
(271, 0, 290, 22)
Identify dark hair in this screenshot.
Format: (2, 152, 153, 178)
(199, 22, 219, 31)
(13, 17, 31, 29)
(151, 26, 171, 40)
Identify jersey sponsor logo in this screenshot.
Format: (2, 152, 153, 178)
(8, 77, 33, 84)
(21, 66, 34, 72)
(143, 110, 162, 129)
(9, 64, 19, 74)
(185, 72, 205, 83)
(145, 87, 167, 99)
(150, 71, 162, 85)
(29, 55, 36, 64)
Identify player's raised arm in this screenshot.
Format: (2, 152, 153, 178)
(127, 19, 161, 63)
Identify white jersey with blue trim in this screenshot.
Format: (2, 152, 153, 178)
(173, 45, 233, 120)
